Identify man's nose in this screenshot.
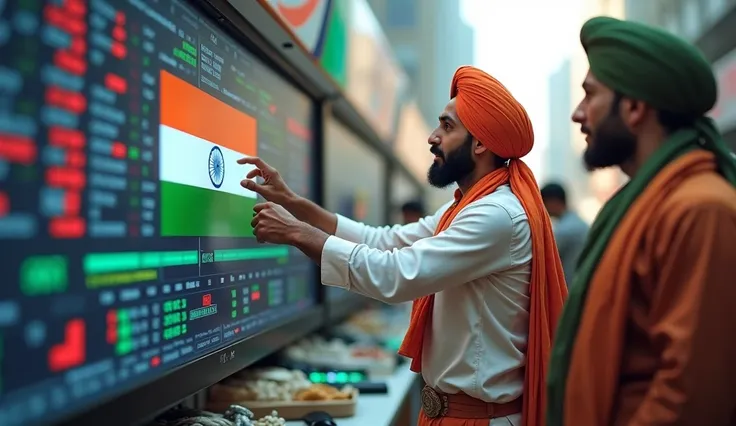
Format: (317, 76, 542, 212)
(571, 103, 585, 124)
(428, 131, 440, 145)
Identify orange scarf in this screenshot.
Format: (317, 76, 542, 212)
(399, 66, 568, 426)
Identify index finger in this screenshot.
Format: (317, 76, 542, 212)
(237, 156, 274, 172)
(253, 202, 271, 213)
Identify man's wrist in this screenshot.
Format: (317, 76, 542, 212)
(282, 192, 305, 216)
(289, 222, 329, 263)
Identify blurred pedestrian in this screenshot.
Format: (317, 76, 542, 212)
(401, 200, 425, 224)
(540, 182, 588, 285)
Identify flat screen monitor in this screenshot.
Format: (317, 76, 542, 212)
(0, 1, 319, 424)
(323, 117, 384, 310)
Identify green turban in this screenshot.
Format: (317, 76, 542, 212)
(581, 16, 716, 116)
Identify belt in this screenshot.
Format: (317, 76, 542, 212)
(420, 385, 523, 419)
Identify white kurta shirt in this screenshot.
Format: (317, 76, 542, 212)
(320, 184, 532, 404)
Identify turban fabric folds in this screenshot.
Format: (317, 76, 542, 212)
(450, 66, 535, 159)
(581, 16, 716, 116)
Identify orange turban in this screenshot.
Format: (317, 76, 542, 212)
(399, 66, 568, 426)
(451, 65, 535, 159)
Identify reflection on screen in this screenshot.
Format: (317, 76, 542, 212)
(0, 1, 316, 424)
(324, 119, 385, 302)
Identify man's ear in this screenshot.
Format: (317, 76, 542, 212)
(473, 138, 487, 155)
(621, 98, 648, 130)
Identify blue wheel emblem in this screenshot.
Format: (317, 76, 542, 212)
(208, 146, 225, 188)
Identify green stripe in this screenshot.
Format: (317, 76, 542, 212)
(319, 1, 348, 87)
(160, 181, 257, 237)
(214, 247, 288, 262)
(84, 250, 199, 274)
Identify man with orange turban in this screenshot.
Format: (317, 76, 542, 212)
(240, 66, 568, 426)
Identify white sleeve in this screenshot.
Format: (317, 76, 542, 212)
(333, 200, 453, 250)
(320, 202, 515, 303)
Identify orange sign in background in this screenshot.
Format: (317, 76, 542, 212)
(262, 0, 331, 54)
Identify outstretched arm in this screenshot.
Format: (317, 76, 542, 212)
(293, 202, 517, 303)
(239, 155, 445, 250)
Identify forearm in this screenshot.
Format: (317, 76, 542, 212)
(284, 195, 337, 235)
(291, 224, 330, 264)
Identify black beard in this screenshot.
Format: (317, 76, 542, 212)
(582, 102, 637, 171)
(427, 135, 476, 188)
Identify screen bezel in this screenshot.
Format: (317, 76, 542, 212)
(49, 0, 326, 424)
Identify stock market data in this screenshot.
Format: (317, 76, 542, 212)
(0, 0, 317, 424)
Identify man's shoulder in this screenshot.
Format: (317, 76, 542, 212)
(652, 172, 736, 241)
(436, 185, 526, 222)
(472, 185, 526, 221)
(662, 172, 736, 216)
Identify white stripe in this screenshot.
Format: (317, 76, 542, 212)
(159, 125, 257, 199)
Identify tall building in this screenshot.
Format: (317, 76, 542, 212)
(625, 0, 736, 150)
(545, 59, 587, 208)
(564, 0, 628, 222)
(366, 0, 475, 125)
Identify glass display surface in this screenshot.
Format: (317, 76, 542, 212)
(0, 1, 318, 424)
(323, 117, 386, 302)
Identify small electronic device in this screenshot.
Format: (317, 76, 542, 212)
(307, 369, 368, 385)
(303, 411, 337, 426)
(353, 381, 389, 394)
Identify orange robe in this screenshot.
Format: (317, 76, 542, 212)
(564, 151, 736, 425)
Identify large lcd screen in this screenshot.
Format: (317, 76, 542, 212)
(323, 118, 386, 302)
(0, 1, 317, 424)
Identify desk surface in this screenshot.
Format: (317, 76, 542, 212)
(285, 366, 419, 426)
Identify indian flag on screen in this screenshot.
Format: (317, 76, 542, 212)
(159, 70, 258, 237)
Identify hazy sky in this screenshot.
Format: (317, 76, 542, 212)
(461, 0, 584, 176)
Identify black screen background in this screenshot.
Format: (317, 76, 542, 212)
(0, 1, 318, 424)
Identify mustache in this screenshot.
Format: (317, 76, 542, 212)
(430, 146, 444, 157)
(581, 125, 591, 135)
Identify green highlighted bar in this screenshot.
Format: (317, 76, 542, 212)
(84, 251, 199, 275)
(20, 255, 68, 296)
(214, 247, 289, 262)
(190, 305, 217, 320)
(85, 270, 158, 289)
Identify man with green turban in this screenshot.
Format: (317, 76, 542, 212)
(546, 16, 736, 426)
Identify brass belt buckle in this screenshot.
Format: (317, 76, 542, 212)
(421, 385, 448, 419)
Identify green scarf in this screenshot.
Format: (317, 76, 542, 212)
(546, 119, 736, 425)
